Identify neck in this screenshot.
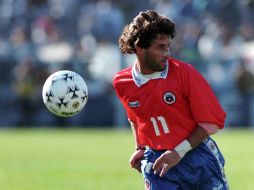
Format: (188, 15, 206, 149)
(136, 60, 154, 75)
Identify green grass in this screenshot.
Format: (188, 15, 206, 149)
(213, 129, 254, 190)
(0, 128, 253, 190)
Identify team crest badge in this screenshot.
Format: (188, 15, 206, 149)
(163, 92, 176, 105)
(144, 179, 151, 190)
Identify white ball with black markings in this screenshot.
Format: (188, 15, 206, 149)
(42, 70, 88, 117)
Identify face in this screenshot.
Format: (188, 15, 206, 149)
(138, 34, 171, 74)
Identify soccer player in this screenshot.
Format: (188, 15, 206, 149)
(113, 10, 229, 190)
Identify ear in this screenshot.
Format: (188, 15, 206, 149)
(135, 45, 144, 55)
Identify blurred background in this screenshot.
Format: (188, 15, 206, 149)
(0, 0, 253, 128)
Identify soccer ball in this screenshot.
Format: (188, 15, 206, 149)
(42, 70, 88, 117)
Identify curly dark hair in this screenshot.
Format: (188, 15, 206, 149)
(118, 10, 176, 54)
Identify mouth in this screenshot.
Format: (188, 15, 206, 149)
(159, 61, 166, 67)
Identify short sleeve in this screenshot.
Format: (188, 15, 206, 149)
(183, 65, 226, 128)
(113, 76, 136, 122)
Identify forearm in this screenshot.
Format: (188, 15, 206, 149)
(128, 119, 145, 173)
(174, 125, 212, 157)
(187, 125, 209, 148)
(128, 119, 143, 149)
(187, 122, 220, 148)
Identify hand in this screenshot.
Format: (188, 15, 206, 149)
(153, 150, 181, 177)
(129, 149, 145, 173)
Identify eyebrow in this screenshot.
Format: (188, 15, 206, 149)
(157, 42, 171, 48)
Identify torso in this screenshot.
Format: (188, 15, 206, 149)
(113, 58, 225, 150)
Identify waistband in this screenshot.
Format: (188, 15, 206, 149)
(147, 137, 214, 153)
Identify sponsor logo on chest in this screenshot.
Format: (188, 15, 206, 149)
(128, 101, 140, 108)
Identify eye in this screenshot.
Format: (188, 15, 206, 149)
(158, 44, 170, 51)
(158, 45, 165, 50)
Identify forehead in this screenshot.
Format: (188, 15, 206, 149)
(151, 34, 171, 45)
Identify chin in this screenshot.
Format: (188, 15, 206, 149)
(159, 63, 166, 71)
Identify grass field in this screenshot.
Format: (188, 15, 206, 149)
(0, 128, 253, 190)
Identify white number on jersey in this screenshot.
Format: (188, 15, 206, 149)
(150, 116, 169, 136)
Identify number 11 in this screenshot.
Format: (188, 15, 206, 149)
(150, 116, 169, 136)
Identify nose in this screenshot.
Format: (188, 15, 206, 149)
(162, 51, 170, 58)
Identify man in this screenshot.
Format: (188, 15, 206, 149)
(113, 10, 228, 190)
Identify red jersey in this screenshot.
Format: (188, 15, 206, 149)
(113, 57, 226, 150)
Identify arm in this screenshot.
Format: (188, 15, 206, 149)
(170, 123, 219, 157)
(128, 119, 145, 173)
(187, 124, 210, 147)
(129, 119, 144, 149)
(153, 124, 219, 177)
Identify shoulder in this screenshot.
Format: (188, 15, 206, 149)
(113, 66, 133, 90)
(169, 57, 197, 72)
(168, 57, 202, 79)
(113, 66, 132, 84)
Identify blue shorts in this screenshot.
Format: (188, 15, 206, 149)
(141, 137, 229, 190)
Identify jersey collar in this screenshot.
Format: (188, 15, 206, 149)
(132, 61, 169, 87)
